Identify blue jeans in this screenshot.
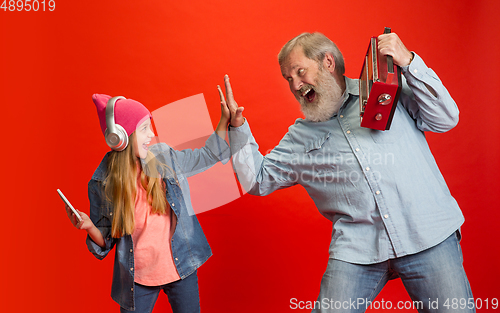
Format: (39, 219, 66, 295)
(120, 270, 200, 313)
(312, 232, 474, 313)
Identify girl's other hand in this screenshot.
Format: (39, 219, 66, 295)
(64, 205, 93, 230)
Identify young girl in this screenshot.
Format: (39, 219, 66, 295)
(65, 93, 230, 313)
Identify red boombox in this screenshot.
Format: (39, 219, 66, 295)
(359, 28, 402, 130)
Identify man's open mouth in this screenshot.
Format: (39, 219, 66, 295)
(301, 86, 316, 103)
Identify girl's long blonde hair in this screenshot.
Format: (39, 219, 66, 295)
(104, 132, 168, 238)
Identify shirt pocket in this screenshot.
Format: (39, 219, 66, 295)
(304, 131, 331, 154)
(304, 132, 338, 177)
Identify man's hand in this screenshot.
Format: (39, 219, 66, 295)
(378, 33, 413, 67)
(218, 75, 245, 127)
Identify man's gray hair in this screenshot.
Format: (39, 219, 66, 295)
(278, 32, 345, 76)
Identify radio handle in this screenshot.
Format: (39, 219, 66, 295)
(384, 27, 394, 75)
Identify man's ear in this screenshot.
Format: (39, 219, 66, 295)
(323, 52, 336, 74)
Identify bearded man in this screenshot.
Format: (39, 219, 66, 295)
(219, 32, 474, 313)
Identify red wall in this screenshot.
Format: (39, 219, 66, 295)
(1, 0, 499, 312)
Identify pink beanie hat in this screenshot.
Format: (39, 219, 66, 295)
(92, 94, 152, 137)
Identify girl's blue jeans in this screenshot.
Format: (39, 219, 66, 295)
(120, 270, 200, 313)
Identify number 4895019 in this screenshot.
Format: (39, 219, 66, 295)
(1, 0, 56, 11)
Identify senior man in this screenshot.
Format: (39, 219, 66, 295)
(219, 31, 474, 312)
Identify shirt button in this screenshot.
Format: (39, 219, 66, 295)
(131, 288, 134, 291)
(171, 203, 175, 207)
(414, 69, 418, 74)
(346, 130, 351, 134)
(130, 249, 133, 253)
(384, 214, 389, 219)
(340, 115, 344, 118)
(366, 167, 370, 171)
(175, 258, 178, 261)
(375, 191, 380, 195)
(130, 268, 133, 271)
(355, 148, 360, 152)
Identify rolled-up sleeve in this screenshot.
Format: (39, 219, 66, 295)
(86, 182, 115, 260)
(173, 132, 230, 177)
(150, 132, 230, 178)
(204, 132, 231, 165)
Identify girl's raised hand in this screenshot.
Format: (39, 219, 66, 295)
(215, 83, 231, 139)
(218, 84, 230, 125)
(218, 75, 245, 127)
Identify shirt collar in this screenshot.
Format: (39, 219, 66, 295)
(337, 76, 359, 113)
(344, 76, 359, 97)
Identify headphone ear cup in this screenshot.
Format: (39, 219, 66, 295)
(105, 124, 129, 151)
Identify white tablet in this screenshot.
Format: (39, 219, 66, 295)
(57, 189, 83, 223)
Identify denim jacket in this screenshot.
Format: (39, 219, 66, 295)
(86, 132, 230, 311)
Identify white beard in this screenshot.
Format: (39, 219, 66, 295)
(298, 67, 343, 122)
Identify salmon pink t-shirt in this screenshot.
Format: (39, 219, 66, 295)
(131, 175, 180, 286)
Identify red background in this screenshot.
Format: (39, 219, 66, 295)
(1, 0, 499, 312)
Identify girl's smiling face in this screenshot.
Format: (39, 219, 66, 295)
(133, 118, 154, 159)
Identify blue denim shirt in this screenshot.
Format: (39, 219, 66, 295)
(228, 53, 464, 264)
(86, 132, 230, 311)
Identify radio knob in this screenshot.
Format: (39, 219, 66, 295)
(378, 93, 392, 105)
